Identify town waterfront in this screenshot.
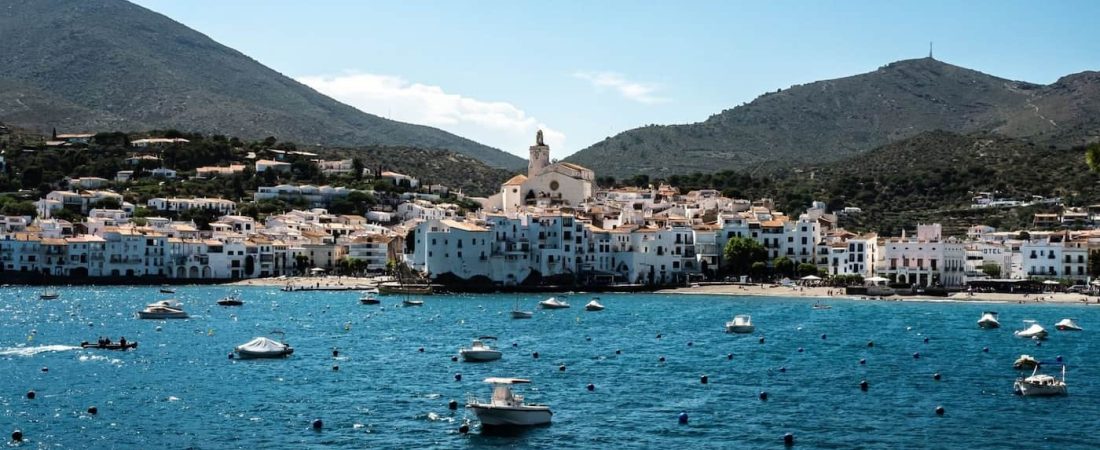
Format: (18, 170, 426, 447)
(3, 286, 1099, 448)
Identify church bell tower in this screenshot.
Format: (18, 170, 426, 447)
(528, 129, 551, 177)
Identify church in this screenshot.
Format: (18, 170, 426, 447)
(487, 130, 595, 211)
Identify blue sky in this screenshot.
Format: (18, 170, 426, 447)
(133, 0, 1099, 158)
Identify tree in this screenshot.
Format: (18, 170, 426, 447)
(723, 236, 767, 276)
(750, 262, 767, 281)
(294, 254, 310, 274)
(352, 157, 365, 180)
(773, 256, 795, 278)
(1087, 143, 1100, 171)
(981, 262, 1002, 279)
(796, 262, 818, 277)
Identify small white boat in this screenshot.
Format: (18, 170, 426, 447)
(1014, 364, 1067, 397)
(159, 288, 176, 294)
(812, 301, 831, 310)
(403, 298, 424, 307)
(1015, 322, 1048, 340)
(1013, 354, 1040, 370)
(467, 378, 552, 427)
(39, 290, 59, 300)
(460, 338, 503, 362)
(137, 300, 189, 319)
(584, 299, 605, 311)
(977, 311, 1000, 329)
(234, 335, 294, 359)
(1055, 318, 1082, 331)
(538, 297, 570, 309)
(361, 286, 380, 295)
(725, 314, 755, 334)
(360, 293, 380, 305)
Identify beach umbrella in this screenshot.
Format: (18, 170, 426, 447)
(800, 275, 822, 281)
(1041, 280, 1060, 285)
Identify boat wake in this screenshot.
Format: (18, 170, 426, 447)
(0, 344, 81, 356)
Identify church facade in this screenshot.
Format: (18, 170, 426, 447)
(488, 130, 595, 212)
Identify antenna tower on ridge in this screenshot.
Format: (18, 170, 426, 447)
(929, 41, 933, 59)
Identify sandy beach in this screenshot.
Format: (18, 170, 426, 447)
(225, 275, 389, 290)
(657, 283, 1099, 305)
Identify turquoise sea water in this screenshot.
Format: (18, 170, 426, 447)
(1, 287, 1098, 449)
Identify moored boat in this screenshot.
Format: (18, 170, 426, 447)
(360, 293, 381, 305)
(234, 335, 294, 359)
(159, 288, 176, 294)
(460, 338, 503, 362)
(1055, 318, 1082, 331)
(812, 301, 831, 310)
(1013, 354, 1039, 370)
(1014, 364, 1067, 397)
(725, 314, 755, 334)
(977, 311, 1000, 329)
(585, 298, 605, 311)
(403, 298, 424, 307)
(538, 297, 570, 309)
(1014, 322, 1048, 340)
(137, 300, 189, 319)
(39, 290, 59, 300)
(467, 378, 552, 427)
(510, 300, 533, 319)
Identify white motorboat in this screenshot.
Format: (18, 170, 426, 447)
(584, 299, 605, 311)
(460, 338, 503, 362)
(360, 293, 380, 305)
(1014, 322, 1048, 340)
(725, 314, 755, 334)
(1013, 354, 1039, 370)
(39, 289, 59, 300)
(137, 302, 189, 319)
(977, 311, 1000, 329)
(538, 297, 570, 309)
(403, 298, 424, 307)
(361, 286, 380, 295)
(1014, 364, 1067, 397)
(234, 335, 294, 359)
(467, 378, 552, 427)
(1055, 318, 1082, 331)
(812, 301, 831, 310)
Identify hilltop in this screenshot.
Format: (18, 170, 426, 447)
(0, 0, 525, 170)
(567, 58, 1100, 178)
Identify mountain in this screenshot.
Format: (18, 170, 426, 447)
(668, 130, 1097, 236)
(567, 58, 1100, 178)
(0, 0, 525, 170)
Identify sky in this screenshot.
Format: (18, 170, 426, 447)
(132, 0, 1100, 159)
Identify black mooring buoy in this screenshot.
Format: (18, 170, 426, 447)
(933, 372, 942, 381)
(586, 383, 595, 391)
(448, 400, 458, 410)
(784, 433, 795, 446)
(311, 419, 323, 431)
(25, 391, 35, 400)
(678, 411, 688, 424)
(700, 375, 709, 384)
(87, 406, 98, 415)
(11, 430, 23, 442)
(459, 423, 470, 434)
(860, 380, 869, 391)
(759, 391, 768, 401)
(454, 373, 462, 381)
(935, 406, 945, 416)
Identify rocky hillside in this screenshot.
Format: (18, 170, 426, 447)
(568, 58, 1100, 178)
(0, 0, 525, 170)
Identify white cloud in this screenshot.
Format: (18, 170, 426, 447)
(297, 72, 564, 158)
(573, 71, 668, 104)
